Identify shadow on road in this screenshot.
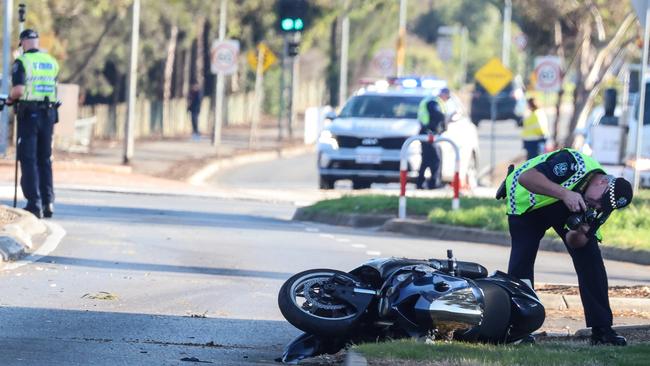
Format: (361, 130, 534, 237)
(37, 255, 294, 280)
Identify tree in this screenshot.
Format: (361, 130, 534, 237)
(513, 0, 637, 147)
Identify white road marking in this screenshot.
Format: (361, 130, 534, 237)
(366, 250, 382, 256)
(319, 234, 334, 239)
(2, 221, 66, 271)
(336, 238, 351, 243)
(351, 244, 367, 249)
(305, 227, 319, 233)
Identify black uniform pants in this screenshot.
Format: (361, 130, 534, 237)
(416, 141, 441, 189)
(17, 107, 55, 210)
(507, 201, 613, 328)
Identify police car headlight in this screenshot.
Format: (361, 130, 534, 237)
(318, 130, 339, 149)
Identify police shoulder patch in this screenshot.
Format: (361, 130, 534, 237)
(553, 162, 569, 177)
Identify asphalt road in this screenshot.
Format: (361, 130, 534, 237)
(0, 188, 648, 364)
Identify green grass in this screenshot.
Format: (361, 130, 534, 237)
(355, 339, 650, 366)
(302, 191, 650, 251)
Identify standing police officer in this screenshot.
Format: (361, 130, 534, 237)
(416, 87, 449, 189)
(499, 148, 633, 345)
(6, 29, 59, 218)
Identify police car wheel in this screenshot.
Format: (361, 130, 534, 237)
(319, 176, 335, 190)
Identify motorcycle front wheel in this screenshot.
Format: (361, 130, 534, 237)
(278, 269, 365, 337)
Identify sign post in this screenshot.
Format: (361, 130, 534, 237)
(474, 58, 513, 182)
(210, 38, 239, 147)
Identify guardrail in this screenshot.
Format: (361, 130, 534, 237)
(399, 133, 460, 219)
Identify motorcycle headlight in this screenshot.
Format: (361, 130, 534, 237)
(318, 130, 338, 149)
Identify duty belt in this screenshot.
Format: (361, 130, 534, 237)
(18, 100, 60, 109)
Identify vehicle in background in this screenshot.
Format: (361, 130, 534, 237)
(470, 76, 526, 126)
(577, 85, 650, 186)
(317, 81, 479, 190)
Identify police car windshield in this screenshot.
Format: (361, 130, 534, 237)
(339, 95, 422, 119)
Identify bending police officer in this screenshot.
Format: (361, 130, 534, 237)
(7, 29, 60, 218)
(498, 148, 633, 346)
(416, 87, 449, 189)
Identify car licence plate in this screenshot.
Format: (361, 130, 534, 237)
(355, 147, 382, 164)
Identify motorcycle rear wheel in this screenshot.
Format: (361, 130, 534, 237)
(278, 269, 365, 337)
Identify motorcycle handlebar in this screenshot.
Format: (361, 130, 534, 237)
(429, 259, 488, 279)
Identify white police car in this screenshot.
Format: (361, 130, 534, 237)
(317, 78, 479, 189)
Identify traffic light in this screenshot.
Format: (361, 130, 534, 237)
(288, 41, 300, 57)
(277, 0, 308, 33)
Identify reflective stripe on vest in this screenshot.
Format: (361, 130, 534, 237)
(17, 52, 59, 102)
(505, 148, 604, 215)
(417, 96, 446, 126)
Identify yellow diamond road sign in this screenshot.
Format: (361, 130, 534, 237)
(474, 58, 513, 96)
(247, 42, 277, 73)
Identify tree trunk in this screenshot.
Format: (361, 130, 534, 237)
(196, 17, 206, 90)
(162, 25, 179, 136)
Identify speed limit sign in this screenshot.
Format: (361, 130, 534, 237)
(211, 40, 240, 75)
(534, 56, 562, 92)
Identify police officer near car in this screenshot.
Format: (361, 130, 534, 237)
(497, 148, 633, 346)
(6, 29, 60, 219)
(416, 87, 449, 189)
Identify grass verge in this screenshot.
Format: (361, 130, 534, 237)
(355, 339, 650, 366)
(301, 191, 650, 252)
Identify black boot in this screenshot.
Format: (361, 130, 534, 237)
(23, 204, 43, 219)
(43, 203, 54, 218)
(591, 326, 627, 346)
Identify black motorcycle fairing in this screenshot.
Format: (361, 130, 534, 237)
(506, 296, 546, 342)
(479, 271, 545, 343)
(279, 332, 347, 364)
(488, 271, 540, 301)
(387, 269, 484, 337)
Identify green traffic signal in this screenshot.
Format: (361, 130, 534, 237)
(280, 17, 304, 31)
(281, 18, 294, 31)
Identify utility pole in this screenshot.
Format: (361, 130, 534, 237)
(212, 0, 227, 147)
(338, 0, 350, 106)
(502, 0, 512, 68)
(0, 0, 14, 155)
(396, 0, 407, 77)
(634, 4, 650, 192)
(123, 0, 140, 164)
(460, 26, 468, 86)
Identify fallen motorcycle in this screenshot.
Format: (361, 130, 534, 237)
(277, 250, 545, 363)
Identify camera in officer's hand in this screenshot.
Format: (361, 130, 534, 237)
(566, 206, 610, 233)
(566, 208, 598, 231)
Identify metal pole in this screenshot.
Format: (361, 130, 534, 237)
(123, 0, 140, 164)
(288, 53, 295, 139)
(0, 0, 14, 156)
(490, 96, 497, 182)
(460, 26, 468, 86)
(338, 0, 350, 106)
(634, 5, 650, 192)
(396, 0, 407, 77)
(212, 0, 227, 147)
(278, 34, 287, 141)
(502, 0, 512, 68)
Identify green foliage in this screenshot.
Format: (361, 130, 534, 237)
(355, 339, 650, 366)
(303, 191, 650, 251)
